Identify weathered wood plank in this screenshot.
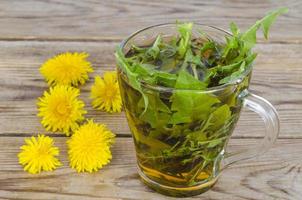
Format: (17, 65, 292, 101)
(0, 0, 300, 42)
(0, 41, 301, 137)
(0, 1, 300, 200)
(0, 137, 301, 200)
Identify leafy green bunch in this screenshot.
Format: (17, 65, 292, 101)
(115, 8, 288, 90)
(116, 7, 288, 107)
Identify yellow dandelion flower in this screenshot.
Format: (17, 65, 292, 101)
(90, 71, 122, 113)
(18, 135, 61, 174)
(37, 85, 86, 135)
(67, 120, 115, 173)
(40, 52, 93, 86)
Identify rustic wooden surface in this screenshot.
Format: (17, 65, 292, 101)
(0, 0, 301, 199)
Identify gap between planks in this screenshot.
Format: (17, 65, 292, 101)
(0, 37, 301, 44)
(0, 133, 300, 140)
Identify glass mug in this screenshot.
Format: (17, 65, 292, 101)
(115, 23, 279, 197)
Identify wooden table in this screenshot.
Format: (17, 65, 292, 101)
(0, 1, 301, 199)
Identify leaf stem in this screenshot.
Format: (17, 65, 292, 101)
(192, 64, 198, 79)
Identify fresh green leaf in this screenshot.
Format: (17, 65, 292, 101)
(170, 91, 220, 124)
(146, 35, 162, 59)
(219, 61, 242, 73)
(230, 22, 240, 36)
(177, 22, 193, 58)
(154, 71, 177, 87)
(115, 48, 149, 113)
(210, 104, 231, 130)
(219, 61, 246, 84)
(138, 92, 171, 128)
(262, 8, 288, 39)
(242, 7, 288, 49)
(175, 70, 207, 89)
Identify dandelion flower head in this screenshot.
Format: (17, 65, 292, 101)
(18, 135, 61, 174)
(90, 71, 122, 113)
(37, 85, 86, 135)
(40, 52, 93, 86)
(67, 120, 115, 173)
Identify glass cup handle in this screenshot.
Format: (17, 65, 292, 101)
(222, 89, 280, 168)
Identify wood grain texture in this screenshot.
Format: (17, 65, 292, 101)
(0, 137, 301, 200)
(0, 0, 301, 42)
(0, 41, 301, 137)
(0, 0, 301, 199)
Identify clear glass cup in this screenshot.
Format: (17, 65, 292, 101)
(115, 23, 280, 197)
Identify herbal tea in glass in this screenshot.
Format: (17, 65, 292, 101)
(115, 8, 286, 197)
